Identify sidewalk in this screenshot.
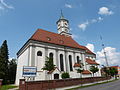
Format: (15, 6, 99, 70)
(7, 84, 19, 90)
(8, 87, 19, 90)
(56, 78, 115, 90)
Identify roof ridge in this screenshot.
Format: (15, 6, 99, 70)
(37, 29, 71, 38)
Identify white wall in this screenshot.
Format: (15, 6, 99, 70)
(16, 41, 100, 85)
(15, 48, 29, 85)
(34, 47, 46, 80)
(82, 74, 92, 78)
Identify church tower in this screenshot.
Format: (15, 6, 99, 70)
(56, 11, 71, 36)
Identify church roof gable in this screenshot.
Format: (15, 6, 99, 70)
(48, 67, 60, 74)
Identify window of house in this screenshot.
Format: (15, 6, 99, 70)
(59, 40, 64, 44)
(37, 51, 42, 56)
(64, 23, 67, 26)
(49, 53, 53, 60)
(77, 56, 80, 64)
(47, 37, 51, 41)
(60, 54, 64, 71)
(69, 55, 73, 71)
(65, 29, 67, 32)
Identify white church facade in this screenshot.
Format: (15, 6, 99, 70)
(15, 14, 101, 85)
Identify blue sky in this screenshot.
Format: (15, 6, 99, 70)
(0, 0, 120, 66)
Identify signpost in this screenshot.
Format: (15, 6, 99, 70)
(23, 66, 37, 77)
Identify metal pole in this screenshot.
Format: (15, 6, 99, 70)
(100, 36, 109, 67)
(102, 44, 109, 67)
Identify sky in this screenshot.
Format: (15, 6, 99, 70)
(0, 0, 120, 66)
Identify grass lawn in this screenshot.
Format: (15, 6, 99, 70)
(1, 85, 18, 90)
(66, 79, 118, 90)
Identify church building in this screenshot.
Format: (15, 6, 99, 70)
(15, 13, 101, 85)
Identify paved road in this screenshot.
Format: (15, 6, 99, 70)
(77, 79, 120, 90)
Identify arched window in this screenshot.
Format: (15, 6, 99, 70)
(49, 53, 53, 60)
(77, 56, 80, 64)
(37, 51, 42, 56)
(69, 55, 73, 71)
(60, 54, 64, 71)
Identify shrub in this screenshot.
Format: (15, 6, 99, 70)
(61, 72, 70, 79)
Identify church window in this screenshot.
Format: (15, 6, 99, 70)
(59, 40, 64, 44)
(65, 23, 67, 25)
(60, 54, 64, 71)
(37, 51, 42, 56)
(47, 37, 51, 41)
(69, 55, 73, 71)
(65, 29, 67, 32)
(77, 56, 80, 64)
(49, 53, 53, 60)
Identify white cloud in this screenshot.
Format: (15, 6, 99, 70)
(86, 43, 94, 52)
(65, 4, 72, 8)
(78, 21, 89, 31)
(78, 7, 113, 31)
(91, 19, 97, 23)
(85, 43, 120, 66)
(78, 17, 103, 30)
(98, 17, 103, 21)
(72, 34, 79, 39)
(91, 17, 103, 23)
(96, 47, 120, 66)
(0, 4, 4, 10)
(98, 7, 113, 15)
(0, 0, 14, 11)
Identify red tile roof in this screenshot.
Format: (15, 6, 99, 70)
(111, 66, 118, 68)
(47, 67, 60, 74)
(86, 58, 99, 65)
(82, 70, 91, 74)
(30, 29, 94, 54)
(111, 66, 119, 69)
(74, 63, 81, 67)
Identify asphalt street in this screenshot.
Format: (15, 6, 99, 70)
(77, 79, 120, 90)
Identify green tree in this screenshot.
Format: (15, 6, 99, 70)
(0, 40, 9, 84)
(61, 72, 70, 79)
(0, 56, 5, 80)
(90, 66, 99, 77)
(102, 66, 110, 77)
(8, 59, 17, 84)
(109, 67, 118, 79)
(42, 57, 55, 71)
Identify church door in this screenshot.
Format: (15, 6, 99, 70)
(54, 73, 59, 79)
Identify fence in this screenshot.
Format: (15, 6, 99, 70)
(19, 77, 111, 90)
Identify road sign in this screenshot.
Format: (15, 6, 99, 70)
(23, 66, 37, 77)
